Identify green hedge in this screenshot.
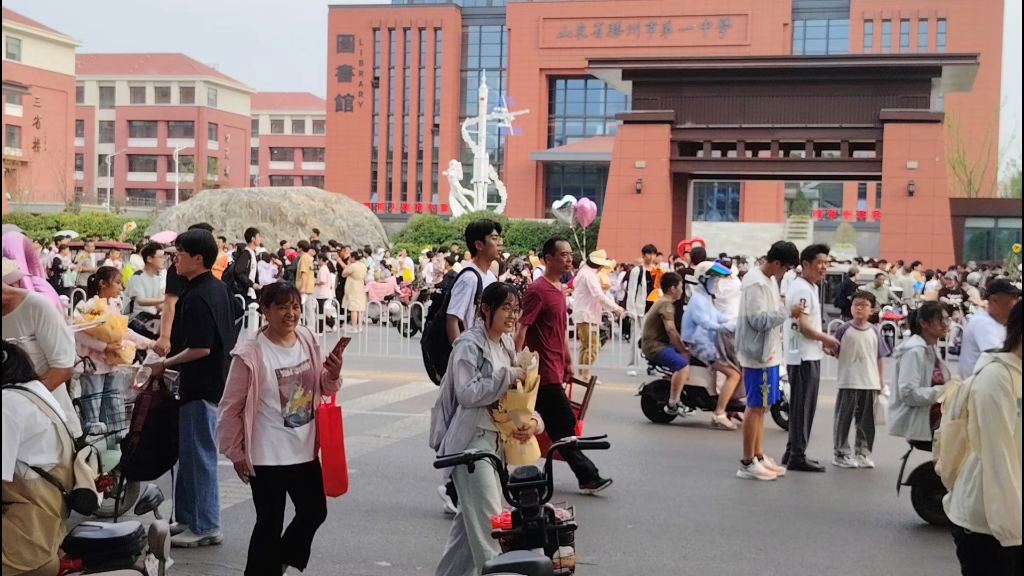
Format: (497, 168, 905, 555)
(2, 211, 152, 245)
(391, 210, 601, 256)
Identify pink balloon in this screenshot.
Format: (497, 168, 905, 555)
(575, 198, 598, 228)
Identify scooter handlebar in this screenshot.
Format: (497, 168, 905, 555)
(433, 449, 497, 470)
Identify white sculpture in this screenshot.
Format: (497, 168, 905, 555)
(446, 71, 529, 217)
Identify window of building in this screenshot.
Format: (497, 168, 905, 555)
(5, 36, 21, 61)
(129, 86, 147, 105)
(270, 119, 284, 134)
(269, 175, 292, 187)
(963, 218, 1023, 262)
(547, 77, 630, 148)
(875, 183, 883, 208)
(1, 87, 22, 106)
(154, 86, 171, 104)
(291, 119, 306, 135)
(269, 147, 292, 162)
(936, 19, 947, 52)
(127, 154, 158, 172)
(784, 182, 844, 214)
(128, 121, 157, 139)
(881, 20, 892, 52)
(97, 154, 109, 176)
(167, 121, 194, 139)
(899, 19, 910, 52)
(4, 124, 20, 149)
(179, 85, 195, 105)
(693, 181, 741, 222)
(167, 154, 194, 172)
(126, 188, 158, 206)
(76, 85, 85, 104)
(933, 94, 944, 111)
(302, 175, 325, 188)
(74, 187, 84, 200)
(862, 21, 873, 53)
(250, 147, 259, 165)
(99, 86, 116, 110)
(302, 148, 325, 163)
(857, 182, 868, 210)
(917, 20, 928, 52)
(251, 118, 259, 137)
(207, 87, 218, 108)
(792, 19, 849, 55)
(207, 122, 218, 142)
(206, 156, 219, 177)
(312, 119, 325, 135)
(544, 163, 609, 215)
(74, 119, 85, 138)
(73, 153, 84, 171)
(98, 121, 115, 144)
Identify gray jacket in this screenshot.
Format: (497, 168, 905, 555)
(429, 324, 517, 460)
(887, 334, 951, 442)
(736, 268, 789, 368)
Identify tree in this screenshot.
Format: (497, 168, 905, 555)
(1007, 157, 1022, 199)
(945, 110, 1002, 198)
(834, 222, 857, 244)
(789, 189, 812, 216)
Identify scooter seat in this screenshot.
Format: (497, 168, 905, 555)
(63, 521, 147, 568)
(482, 550, 554, 576)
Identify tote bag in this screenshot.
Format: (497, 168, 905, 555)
(318, 395, 349, 497)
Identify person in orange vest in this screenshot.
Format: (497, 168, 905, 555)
(212, 235, 229, 280)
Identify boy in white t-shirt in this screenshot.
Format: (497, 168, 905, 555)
(832, 290, 891, 469)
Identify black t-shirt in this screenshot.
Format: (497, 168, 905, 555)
(938, 286, 969, 314)
(164, 264, 187, 297)
(169, 271, 239, 404)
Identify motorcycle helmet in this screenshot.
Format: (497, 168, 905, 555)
(965, 271, 982, 287)
(694, 260, 732, 296)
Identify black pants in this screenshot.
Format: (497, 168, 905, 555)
(316, 298, 334, 332)
(953, 525, 1022, 576)
(246, 459, 328, 575)
(784, 360, 821, 462)
(536, 383, 600, 485)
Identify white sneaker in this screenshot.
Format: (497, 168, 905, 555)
(854, 455, 875, 469)
(758, 456, 787, 478)
(832, 455, 859, 469)
(437, 484, 458, 516)
(736, 459, 777, 481)
(711, 413, 738, 430)
(170, 529, 223, 548)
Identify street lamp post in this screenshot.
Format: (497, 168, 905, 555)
(105, 149, 127, 212)
(172, 144, 188, 205)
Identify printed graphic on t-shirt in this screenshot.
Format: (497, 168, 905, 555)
(276, 359, 314, 428)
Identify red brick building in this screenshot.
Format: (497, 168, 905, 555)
(327, 0, 1015, 265)
(250, 92, 327, 188)
(74, 53, 254, 210)
(2, 7, 79, 213)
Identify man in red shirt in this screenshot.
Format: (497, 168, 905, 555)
(515, 238, 612, 494)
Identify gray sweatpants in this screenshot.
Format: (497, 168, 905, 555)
(833, 389, 878, 457)
(435, 429, 503, 576)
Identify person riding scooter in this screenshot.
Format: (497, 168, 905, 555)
(639, 272, 690, 415)
(681, 261, 742, 429)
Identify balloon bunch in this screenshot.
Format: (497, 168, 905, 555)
(550, 195, 597, 258)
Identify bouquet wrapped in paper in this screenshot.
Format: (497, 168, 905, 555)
(491, 349, 541, 465)
(74, 296, 135, 365)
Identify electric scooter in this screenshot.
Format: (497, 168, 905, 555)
(62, 519, 172, 575)
(895, 440, 950, 526)
(434, 435, 611, 575)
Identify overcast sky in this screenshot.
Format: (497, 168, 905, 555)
(8, 0, 1021, 160)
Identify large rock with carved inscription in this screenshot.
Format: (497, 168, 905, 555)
(146, 187, 388, 248)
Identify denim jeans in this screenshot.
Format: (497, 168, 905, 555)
(176, 400, 220, 535)
(79, 371, 128, 449)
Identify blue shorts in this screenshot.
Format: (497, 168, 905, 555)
(652, 347, 689, 372)
(743, 366, 781, 408)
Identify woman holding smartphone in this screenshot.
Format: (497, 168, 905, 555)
(217, 282, 343, 576)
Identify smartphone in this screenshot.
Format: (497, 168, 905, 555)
(331, 337, 352, 358)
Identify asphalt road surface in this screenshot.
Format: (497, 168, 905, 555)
(143, 351, 958, 576)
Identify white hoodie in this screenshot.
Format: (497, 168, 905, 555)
(944, 352, 1022, 547)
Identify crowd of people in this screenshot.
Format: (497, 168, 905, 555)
(3, 219, 1021, 576)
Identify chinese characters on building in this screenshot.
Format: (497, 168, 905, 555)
(334, 34, 366, 113)
(555, 16, 733, 42)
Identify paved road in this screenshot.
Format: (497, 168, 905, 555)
(150, 353, 957, 576)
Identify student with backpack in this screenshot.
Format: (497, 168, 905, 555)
(421, 219, 502, 515)
(945, 299, 1021, 575)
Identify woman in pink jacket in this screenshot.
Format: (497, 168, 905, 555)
(217, 282, 343, 576)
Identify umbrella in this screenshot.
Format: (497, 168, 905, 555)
(1, 224, 22, 235)
(55, 230, 80, 239)
(150, 230, 177, 244)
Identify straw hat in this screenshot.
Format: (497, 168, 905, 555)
(587, 249, 613, 268)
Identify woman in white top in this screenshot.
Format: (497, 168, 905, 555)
(313, 252, 336, 333)
(2, 341, 72, 576)
(946, 299, 1022, 575)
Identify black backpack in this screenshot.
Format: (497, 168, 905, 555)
(421, 267, 483, 385)
(283, 258, 299, 284)
(119, 378, 179, 482)
(222, 250, 250, 295)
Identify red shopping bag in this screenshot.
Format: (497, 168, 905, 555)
(317, 395, 349, 497)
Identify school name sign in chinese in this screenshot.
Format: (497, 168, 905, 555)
(540, 15, 748, 49)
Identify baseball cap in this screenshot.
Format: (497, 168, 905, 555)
(984, 278, 1022, 299)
